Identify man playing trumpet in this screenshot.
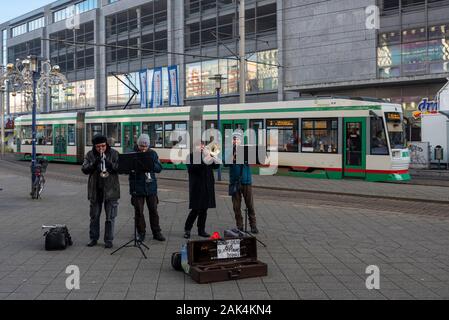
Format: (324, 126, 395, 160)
(82, 135, 120, 249)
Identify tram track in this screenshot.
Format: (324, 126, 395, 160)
(2, 157, 449, 219)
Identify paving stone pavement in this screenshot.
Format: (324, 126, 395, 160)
(1, 164, 449, 300)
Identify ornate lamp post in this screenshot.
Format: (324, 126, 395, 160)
(209, 74, 226, 182)
(1, 56, 67, 195)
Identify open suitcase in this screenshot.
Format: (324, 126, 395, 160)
(187, 237, 268, 284)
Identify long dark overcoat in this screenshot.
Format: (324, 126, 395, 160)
(187, 153, 219, 210)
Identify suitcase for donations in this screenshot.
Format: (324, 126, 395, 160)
(187, 237, 267, 284)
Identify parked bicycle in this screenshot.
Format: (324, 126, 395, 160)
(31, 156, 48, 200)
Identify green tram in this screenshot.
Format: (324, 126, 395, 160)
(13, 98, 410, 182)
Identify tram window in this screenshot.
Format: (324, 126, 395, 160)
(86, 123, 103, 146)
(21, 126, 32, 145)
(142, 122, 164, 148)
(249, 119, 265, 145)
(106, 123, 122, 147)
(385, 112, 405, 149)
(267, 119, 298, 152)
(301, 119, 338, 153)
(36, 125, 53, 146)
(370, 118, 389, 155)
(68, 124, 76, 146)
(164, 122, 188, 149)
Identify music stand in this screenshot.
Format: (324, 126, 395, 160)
(111, 152, 155, 259)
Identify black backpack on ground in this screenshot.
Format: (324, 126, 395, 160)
(171, 252, 182, 271)
(44, 226, 73, 251)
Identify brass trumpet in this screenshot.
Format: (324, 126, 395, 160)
(204, 141, 221, 161)
(100, 153, 109, 179)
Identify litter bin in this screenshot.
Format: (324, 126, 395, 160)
(434, 145, 443, 169)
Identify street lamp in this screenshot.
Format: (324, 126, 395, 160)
(209, 74, 226, 181)
(1, 56, 68, 196)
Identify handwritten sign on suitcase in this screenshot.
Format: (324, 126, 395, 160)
(217, 239, 241, 259)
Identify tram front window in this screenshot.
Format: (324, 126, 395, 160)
(385, 112, 405, 150)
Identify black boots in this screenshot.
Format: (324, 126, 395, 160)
(87, 240, 97, 247)
(198, 230, 211, 238)
(153, 232, 166, 242)
(251, 226, 259, 234)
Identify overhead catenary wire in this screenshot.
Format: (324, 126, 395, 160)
(41, 37, 284, 69)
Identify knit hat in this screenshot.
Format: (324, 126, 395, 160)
(232, 130, 243, 140)
(92, 135, 107, 146)
(137, 134, 151, 147)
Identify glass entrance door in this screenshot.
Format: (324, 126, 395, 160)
(123, 123, 141, 154)
(344, 118, 366, 178)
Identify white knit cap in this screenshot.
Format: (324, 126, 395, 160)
(137, 134, 150, 147)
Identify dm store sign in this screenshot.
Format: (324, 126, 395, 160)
(413, 98, 439, 119)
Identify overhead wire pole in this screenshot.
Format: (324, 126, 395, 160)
(239, 0, 246, 104)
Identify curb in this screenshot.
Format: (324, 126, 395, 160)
(157, 177, 449, 205)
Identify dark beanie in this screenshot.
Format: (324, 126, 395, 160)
(92, 134, 107, 146)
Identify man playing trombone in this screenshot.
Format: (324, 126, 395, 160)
(82, 135, 120, 249)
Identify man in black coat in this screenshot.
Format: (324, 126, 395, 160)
(129, 134, 165, 242)
(82, 135, 120, 249)
(184, 141, 220, 239)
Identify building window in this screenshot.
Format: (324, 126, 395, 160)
(51, 79, 95, 111)
(370, 118, 389, 155)
(28, 17, 45, 32)
(105, 1, 168, 65)
(53, 0, 98, 23)
(164, 122, 188, 149)
(186, 49, 277, 98)
(267, 119, 299, 153)
(142, 122, 164, 148)
(378, 23, 449, 78)
(301, 119, 338, 154)
(86, 123, 103, 146)
(50, 21, 94, 73)
(11, 24, 27, 37)
(8, 38, 42, 64)
(184, 0, 277, 49)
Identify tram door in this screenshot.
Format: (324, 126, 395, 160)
(54, 124, 68, 159)
(343, 118, 366, 178)
(220, 120, 247, 161)
(123, 123, 141, 154)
